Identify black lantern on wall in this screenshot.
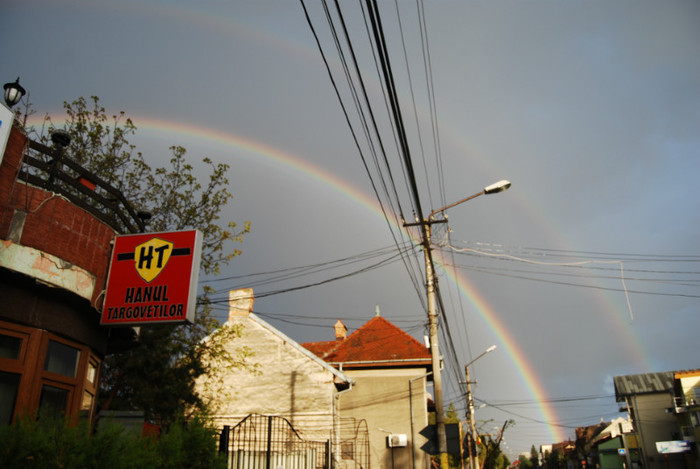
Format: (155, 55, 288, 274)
(3, 77, 26, 108)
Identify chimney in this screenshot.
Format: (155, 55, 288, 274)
(229, 288, 254, 320)
(334, 319, 347, 341)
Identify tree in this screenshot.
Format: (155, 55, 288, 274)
(543, 448, 565, 469)
(530, 444, 540, 469)
(29, 96, 252, 425)
(519, 453, 534, 469)
(480, 420, 514, 469)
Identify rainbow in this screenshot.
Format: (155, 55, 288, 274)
(20, 0, 654, 450)
(28, 113, 567, 441)
(435, 251, 565, 439)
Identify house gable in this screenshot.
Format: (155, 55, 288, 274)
(195, 289, 351, 442)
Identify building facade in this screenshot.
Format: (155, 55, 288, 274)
(671, 370, 700, 469)
(194, 289, 365, 467)
(614, 371, 699, 469)
(303, 310, 434, 469)
(0, 119, 137, 424)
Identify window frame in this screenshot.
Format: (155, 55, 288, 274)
(0, 320, 100, 423)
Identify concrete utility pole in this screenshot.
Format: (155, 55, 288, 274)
(464, 345, 497, 469)
(424, 222, 450, 469)
(466, 364, 477, 469)
(403, 217, 449, 468)
(405, 180, 511, 469)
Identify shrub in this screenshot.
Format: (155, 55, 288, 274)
(0, 415, 225, 469)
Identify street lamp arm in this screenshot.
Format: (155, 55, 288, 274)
(465, 345, 497, 369)
(430, 191, 484, 220)
(429, 180, 511, 220)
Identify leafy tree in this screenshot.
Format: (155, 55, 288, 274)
(530, 444, 540, 469)
(481, 420, 514, 469)
(543, 449, 565, 469)
(445, 403, 461, 424)
(519, 453, 534, 469)
(492, 451, 510, 469)
(28, 96, 252, 426)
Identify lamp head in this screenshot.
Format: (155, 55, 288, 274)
(3, 77, 26, 108)
(483, 180, 511, 194)
(51, 129, 71, 147)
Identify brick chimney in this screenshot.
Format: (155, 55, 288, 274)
(334, 319, 347, 341)
(228, 288, 254, 320)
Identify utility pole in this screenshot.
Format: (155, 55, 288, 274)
(404, 218, 449, 469)
(465, 364, 478, 469)
(404, 180, 511, 469)
(464, 345, 496, 469)
(424, 222, 450, 469)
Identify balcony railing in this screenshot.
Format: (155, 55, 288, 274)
(18, 139, 147, 234)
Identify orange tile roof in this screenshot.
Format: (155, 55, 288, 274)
(302, 316, 431, 368)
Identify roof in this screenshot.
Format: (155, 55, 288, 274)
(301, 316, 432, 368)
(674, 369, 700, 379)
(613, 372, 674, 400)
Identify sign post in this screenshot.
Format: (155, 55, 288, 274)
(102, 230, 202, 326)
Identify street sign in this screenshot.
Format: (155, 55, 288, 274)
(102, 230, 202, 326)
(655, 441, 690, 454)
(419, 424, 462, 455)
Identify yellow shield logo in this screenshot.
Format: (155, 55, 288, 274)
(133, 237, 173, 283)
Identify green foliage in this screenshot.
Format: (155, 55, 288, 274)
(0, 415, 225, 469)
(28, 96, 252, 426)
(530, 444, 540, 469)
(445, 403, 461, 424)
(543, 449, 565, 469)
(36, 96, 250, 274)
(520, 453, 535, 469)
(480, 420, 515, 469)
(492, 451, 510, 469)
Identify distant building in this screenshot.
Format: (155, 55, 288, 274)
(591, 417, 641, 469)
(614, 371, 699, 469)
(671, 370, 700, 469)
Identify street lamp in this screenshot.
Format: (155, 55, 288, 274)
(405, 180, 511, 469)
(430, 180, 511, 220)
(465, 345, 497, 469)
(3, 77, 26, 108)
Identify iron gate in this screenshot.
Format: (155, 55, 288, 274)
(219, 414, 330, 469)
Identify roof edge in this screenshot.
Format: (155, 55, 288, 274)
(227, 313, 353, 385)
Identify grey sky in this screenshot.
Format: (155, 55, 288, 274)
(3, 0, 699, 457)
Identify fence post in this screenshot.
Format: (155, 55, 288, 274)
(219, 425, 230, 455)
(46, 130, 70, 190)
(326, 439, 332, 469)
(266, 415, 273, 469)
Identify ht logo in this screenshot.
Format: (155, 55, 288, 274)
(138, 244, 171, 270)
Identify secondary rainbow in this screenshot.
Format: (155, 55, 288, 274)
(27, 113, 567, 442)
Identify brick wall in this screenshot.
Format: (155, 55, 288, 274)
(0, 124, 116, 306)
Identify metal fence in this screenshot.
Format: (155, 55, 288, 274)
(219, 414, 331, 469)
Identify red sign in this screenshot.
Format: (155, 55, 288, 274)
(102, 230, 202, 326)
